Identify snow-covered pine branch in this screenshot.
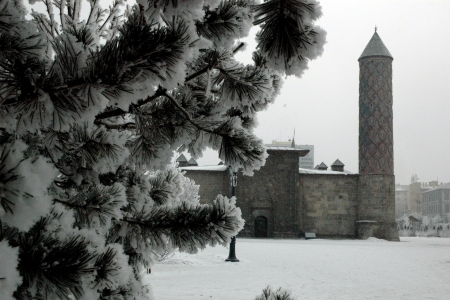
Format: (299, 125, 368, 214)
(0, 0, 325, 298)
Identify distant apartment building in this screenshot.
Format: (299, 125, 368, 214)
(266, 140, 314, 169)
(297, 145, 314, 169)
(394, 175, 443, 219)
(395, 184, 410, 218)
(408, 182, 435, 216)
(422, 183, 450, 217)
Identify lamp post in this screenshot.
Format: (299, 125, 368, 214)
(225, 169, 239, 262)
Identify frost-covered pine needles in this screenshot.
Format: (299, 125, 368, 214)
(0, 0, 325, 299)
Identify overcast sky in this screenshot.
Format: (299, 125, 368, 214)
(28, 0, 450, 185)
(195, 0, 450, 185)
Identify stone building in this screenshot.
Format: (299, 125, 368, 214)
(266, 140, 315, 170)
(395, 184, 410, 218)
(182, 31, 399, 241)
(422, 183, 450, 217)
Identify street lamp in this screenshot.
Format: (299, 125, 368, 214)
(225, 167, 239, 262)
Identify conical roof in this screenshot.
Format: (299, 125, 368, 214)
(188, 158, 198, 166)
(331, 159, 345, 167)
(359, 31, 393, 60)
(176, 154, 188, 162)
(318, 162, 328, 170)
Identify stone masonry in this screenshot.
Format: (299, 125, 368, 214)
(183, 149, 398, 241)
(182, 31, 399, 241)
(300, 174, 359, 238)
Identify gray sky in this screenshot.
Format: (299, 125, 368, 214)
(28, 0, 450, 184)
(197, 0, 450, 185)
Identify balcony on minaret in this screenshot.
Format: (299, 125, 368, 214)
(331, 159, 345, 172)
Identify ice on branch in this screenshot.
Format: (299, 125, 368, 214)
(252, 0, 326, 77)
(0, 140, 57, 231)
(0, 0, 325, 298)
(0, 241, 22, 300)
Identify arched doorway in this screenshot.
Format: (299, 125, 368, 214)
(254, 216, 268, 238)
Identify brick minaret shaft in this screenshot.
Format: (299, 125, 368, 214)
(358, 31, 394, 175)
(357, 30, 399, 241)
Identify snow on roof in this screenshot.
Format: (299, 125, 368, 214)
(299, 168, 352, 175)
(421, 187, 433, 191)
(421, 182, 450, 193)
(266, 141, 292, 147)
(180, 165, 228, 171)
(266, 146, 303, 151)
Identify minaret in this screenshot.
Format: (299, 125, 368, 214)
(290, 128, 296, 148)
(358, 29, 394, 175)
(357, 29, 399, 241)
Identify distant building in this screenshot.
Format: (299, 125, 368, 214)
(394, 178, 439, 218)
(422, 183, 450, 217)
(408, 181, 431, 216)
(297, 145, 314, 169)
(395, 184, 410, 218)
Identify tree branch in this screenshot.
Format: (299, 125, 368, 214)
(185, 65, 210, 82)
(232, 42, 245, 53)
(136, 87, 166, 106)
(96, 121, 136, 130)
(95, 87, 166, 122)
(87, 0, 98, 25)
(60, 0, 66, 30)
(53, 198, 83, 209)
(163, 92, 215, 134)
(94, 108, 127, 121)
(44, 0, 59, 36)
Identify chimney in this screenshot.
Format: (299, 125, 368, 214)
(176, 154, 189, 167)
(188, 158, 198, 166)
(317, 162, 328, 171)
(331, 159, 345, 172)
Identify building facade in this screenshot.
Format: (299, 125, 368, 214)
(183, 31, 399, 241)
(267, 140, 315, 170)
(422, 183, 450, 217)
(395, 184, 410, 218)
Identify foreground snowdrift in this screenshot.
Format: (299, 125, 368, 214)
(147, 237, 450, 300)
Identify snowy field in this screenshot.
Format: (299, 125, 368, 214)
(146, 237, 450, 300)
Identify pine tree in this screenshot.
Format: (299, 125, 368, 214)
(0, 0, 325, 299)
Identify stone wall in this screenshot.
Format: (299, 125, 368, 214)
(357, 174, 399, 241)
(183, 170, 230, 204)
(183, 152, 398, 241)
(237, 149, 303, 238)
(299, 174, 359, 238)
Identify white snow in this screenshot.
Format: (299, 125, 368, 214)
(181, 165, 228, 171)
(146, 237, 450, 299)
(299, 168, 352, 175)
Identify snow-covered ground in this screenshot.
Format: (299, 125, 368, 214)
(146, 237, 450, 300)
